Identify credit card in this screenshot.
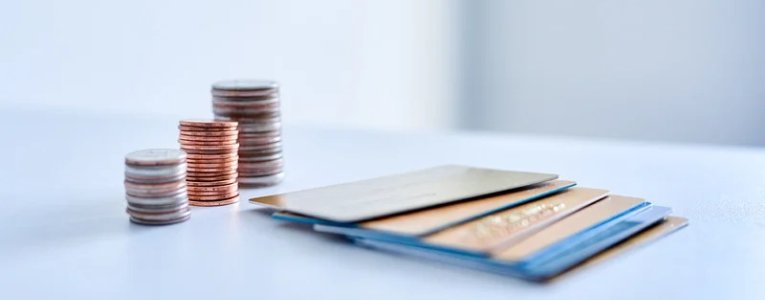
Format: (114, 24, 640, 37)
(251, 165, 557, 222)
(353, 205, 674, 280)
(273, 180, 576, 234)
(315, 187, 610, 257)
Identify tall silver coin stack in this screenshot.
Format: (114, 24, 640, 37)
(211, 80, 284, 187)
(124, 149, 191, 225)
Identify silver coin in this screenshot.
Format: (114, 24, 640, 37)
(125, 149, 187, 166)
(127, 206, 191, 221)
(125, 173, 186, 184)
(238, 172, 284, 187)
(125, 163, 186, 179)
(127, 202, 189, 213)
(235, 121, 282, 133)
(212, 79, 278, 91)
(238, 141, 282, 151)
(126, 191, 189, 206)
(130, 214, 190, 225)
(125, 185, 187, 198)
(238, 152, 283, 162)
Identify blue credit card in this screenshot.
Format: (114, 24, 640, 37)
(354, 205, 672, 280)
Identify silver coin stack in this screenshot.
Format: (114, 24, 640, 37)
(211, 80, 284, 187)
(124, 149, 191, 225)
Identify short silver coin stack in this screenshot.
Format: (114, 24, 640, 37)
(124, 149, 191, 225)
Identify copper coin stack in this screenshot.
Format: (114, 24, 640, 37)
(124, 149, 191, 225)
(178, 119, 241, 206)
(211, 80, 284, 187)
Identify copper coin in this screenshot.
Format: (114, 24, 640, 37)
(186, 153, 238, 160)
(186, 158, 238, 165)
(238, 173, 284, 187)
(186, 174, 238, 182)
(188, 191, 239, 201)
(125, 149, 186, 167)
(182, 148, 239, 155)
(180, 119, 238, 128)
(179, 133, 238, 140)
(187, 167, 238, 174)
(187, 178, 237, 187)
(178, 139, 238, 146)
(178, 130, 238, 137)
(189, 195, 240, 207)
(184, 161, 237, 168)
(187, 182, 238, 193)
(180, 143, 238, 151)
(188, 189, 239, 198)
(178, 126, 238, 133)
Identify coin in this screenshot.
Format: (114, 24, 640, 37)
(212, 79, 278, 91)
(125, 185, 187, 198)
(128, 208, 191, 223)
(186, 174, 238, 182)
(189, 195, 240, 207)
(186, 153, 238, 160)
(178, 139, 237, 146)
(125, 163, 186, 178)
(125, 149, 186, 166)
(179, 130, 238, 137)
(180, 119, 238, 129)
(127, 202, 189, 213)
(126, 191, 189, 206)
(186, 178, 238, 187)
(188, 191, 239, 201)
(238, 172, 284, 187)
(130, 214, 191, 225)
(238, 153, 283, 162)
(187, 182, 238, 193)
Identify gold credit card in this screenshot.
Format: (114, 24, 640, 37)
(423, 187, 609, 253)
(360, 180, 576, 236)
(250, 165, 557, 222)
(494, 195, 645, 261)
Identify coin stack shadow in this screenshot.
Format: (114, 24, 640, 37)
(178, 120, 241, 206)
(211, 80, 284, 187)
(124, 149, 191, 225)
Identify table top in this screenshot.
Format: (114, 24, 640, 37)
(1, 110, 763, 299)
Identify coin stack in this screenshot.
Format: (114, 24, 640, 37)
(178, 119, 241, 206)
(124, 149, 191, 225)
(211, 80, 284, 187)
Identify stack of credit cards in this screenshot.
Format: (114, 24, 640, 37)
(250, 165, 687, 281)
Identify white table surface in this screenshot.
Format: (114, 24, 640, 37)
(1, 110, 763, 300)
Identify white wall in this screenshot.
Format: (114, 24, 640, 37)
(462, 0, 765, 145)
(0, 0, 459, 130)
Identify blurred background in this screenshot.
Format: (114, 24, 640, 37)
(1, 0, 764, 145)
